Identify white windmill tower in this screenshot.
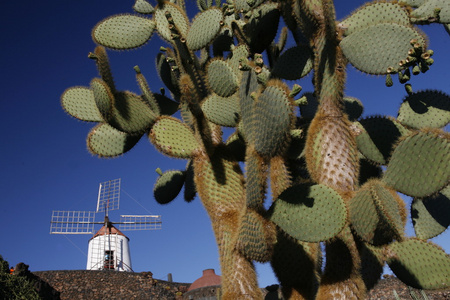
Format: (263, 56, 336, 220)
(50, 179, 161, 272)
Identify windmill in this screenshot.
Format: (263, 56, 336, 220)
(50, 178, 162, 272)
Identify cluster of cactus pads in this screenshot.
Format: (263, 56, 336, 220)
(61, 0, 450, 299)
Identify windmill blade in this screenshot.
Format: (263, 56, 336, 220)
(118, 215, 162, 231)
(50, 210, 96, 234)
(96, 178, 121, 213)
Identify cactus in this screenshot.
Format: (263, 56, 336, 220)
(62, 1, 450, 299)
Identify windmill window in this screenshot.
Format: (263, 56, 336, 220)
(104, 250, 114, 269)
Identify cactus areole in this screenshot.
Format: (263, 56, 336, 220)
(62, 0, 450, 299)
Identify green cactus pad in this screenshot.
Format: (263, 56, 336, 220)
(411, 0, 450, 23)
(87, 123, 142, 157)
(154, 2, 189, 44)
(136, 71, 160, 116)
(92, 14, 155, 50)
(156, 53, 180, 99)
(340, 23, 425, 75)
(386, 238, 450, 289)
(383, 129, 450, 198)
(109, 91, 157, 135)
(90, 78, 114, 120)
(271, 46, 313, 80)
(356, 117, 410, 165)
(234, 0, 265, 12)
(348, 183, 380, 244)
(399, 0, 427, 8)
(227, 44, 250, 77)
(92, 46, 116, 93)
(149, 116, 200, 158)
(236, 210, 275, 262)
(154, 170, 186, 204)
(184, 161, 196, 202)
(196, 0, 213, 11)
(397, 90, 450, 129)
(243, 2, 280, 53)
(349, 179, 404, 245)
(206, 59, 239, 97)
(269, 183, 347, 242)
(339, 2, 410, 37)
(202, 93, 240, 127)
(186, 8, 223, 51)
(252, 81, 293, 158)
(239, 70, 259, 140)
(133, 0, 154, 14)
(412, 186, 450, 240)
(61, 87, 103, 122)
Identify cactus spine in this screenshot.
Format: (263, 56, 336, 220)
(62, 0, 450, 299)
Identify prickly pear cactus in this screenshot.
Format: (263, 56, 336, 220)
(62, 0, 450, 299)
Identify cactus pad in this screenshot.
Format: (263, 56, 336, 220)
(87, 123, 141, 157)
(343, 96, 364, 121)
(411, 0, 450, 23)
(109, 91, 157, 135)
(386, 238, 450, 289)
(397, 90, 450, 129)
(186, 8, 223, 51)
(92, 14, 155, 50)
(61, 87, 103, 122)
(154, 170, 186, 204)
(90, 78, 114, 120)
(156, 52, 180, 98)
(236, 210, 276, 262)
(202, 93, 240, 127)
(133, 0, 154, 14)
(269, 183, 347, 242)
(271, 46, 313, 80)
(206, 59, 238, 97)
(153, 93, 179, 116)
(252, 81, 293, 158)
(154, 2, 189, 44)
(340, 23, 425, 75)
(184, 161, 196, 202)
(339, 2, 410, 37)
(356, 117, 410, 165)
(412, 186, 450, 240)
(149, 116, 200, 158)
(383, 129, 450, 197)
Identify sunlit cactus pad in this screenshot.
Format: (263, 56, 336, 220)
(87, 123, 141, 157)
(411, 0, 450, 23)
(386, 238, 450, 289)
(92, 14, 155, 50)
(383, 129, 450, 197)
(186, 8, 223, 51)
(340, 23, 425, 74)
(397, 90, 450, 129)
(340, 2, 410, 37)
(154, 2, 189, 44)
(149, 116, 199, 158)
(206, 59, 238, 97)
(154, 169, 186, 204)
(61, 87, 102, 122)
(412, 186, 450, 240)
(133, 0, 154, 14)
(269, 183, 347, 242)
(202, 93, 240, 127)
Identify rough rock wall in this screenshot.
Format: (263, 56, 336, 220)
(33, 270, 189, 300)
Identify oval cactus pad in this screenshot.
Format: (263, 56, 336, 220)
(61, 87, 103, 122)
(149, 116, 200, 158)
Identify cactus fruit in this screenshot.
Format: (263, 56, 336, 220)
(63, 1, 450, 298)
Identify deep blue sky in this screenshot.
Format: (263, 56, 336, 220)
(1, 0, 449, 288)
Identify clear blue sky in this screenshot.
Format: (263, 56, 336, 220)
(1, 0, 449, 288)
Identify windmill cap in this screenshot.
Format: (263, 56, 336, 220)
(187, 269, 221, 291)
(90, 224, 129, 240)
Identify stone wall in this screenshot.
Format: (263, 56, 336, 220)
(33, 270, 190, 300)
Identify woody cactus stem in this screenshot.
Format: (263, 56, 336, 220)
(304, 0, 362, 298)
